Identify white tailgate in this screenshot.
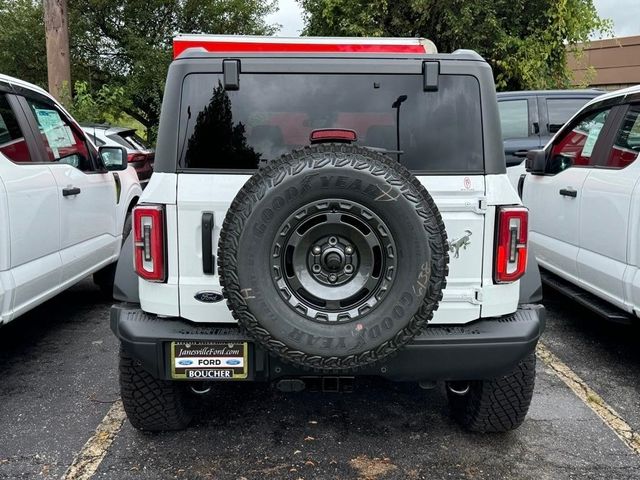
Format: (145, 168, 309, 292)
(418, 176, 485, 324)
(177, 174, 250, 322)
(176, 174, 486, 325)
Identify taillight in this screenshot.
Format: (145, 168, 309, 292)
(127, 152, 146, 164)
(494, 206, 528, 283)
(133, 205, 166, 282)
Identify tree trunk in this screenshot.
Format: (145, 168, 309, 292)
(44, 0, 71, 104)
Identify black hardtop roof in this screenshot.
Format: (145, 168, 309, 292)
(153, 46, 505, 175)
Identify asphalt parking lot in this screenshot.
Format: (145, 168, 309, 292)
(1, 279, 640, 480)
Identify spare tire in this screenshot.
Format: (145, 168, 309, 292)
(218, 144, 448, 370)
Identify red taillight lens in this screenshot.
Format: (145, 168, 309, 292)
(310, 128, 357, 143)
(127, 152, 146, 164)
(494, 206, 528, 283)
(133, 205, 166, 282)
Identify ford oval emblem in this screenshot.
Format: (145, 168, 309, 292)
(178, 360, 193, 366)
(226, 359, 241, 366)
(194, 291, 224, 303)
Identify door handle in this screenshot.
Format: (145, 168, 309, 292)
(62, 187, 81, 197)
(202, 212, 215, 274)
(559, 188, 577, 198)
(517, 174, 526, 199)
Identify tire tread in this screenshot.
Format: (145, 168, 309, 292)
(449, 353, 536, 433)
(119, 348, 193, 431)
(218, 144, 449, 370)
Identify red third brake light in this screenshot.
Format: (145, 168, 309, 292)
(310, 129, 357, 144)
(494, 206, 528, 283)
(133, 205, 166, 282)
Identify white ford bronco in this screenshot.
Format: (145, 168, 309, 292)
(0, 74, 141, 325)
(111, 35, 545, 432)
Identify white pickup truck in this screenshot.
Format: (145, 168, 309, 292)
(524, 85, 640, 322)
(0, 74, 142, 325)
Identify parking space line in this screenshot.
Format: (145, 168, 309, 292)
(52, 343, 638, 479)
(537, 342, 640, 455)
(60, 400, 126, 480)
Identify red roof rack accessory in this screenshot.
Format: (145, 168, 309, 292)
(173, 35, 438, 59)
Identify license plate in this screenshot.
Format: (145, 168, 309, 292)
(170, 341, 248, 380)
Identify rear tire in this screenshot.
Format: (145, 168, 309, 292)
(447, 352, 536, 432)
(119, 348, 193, 431)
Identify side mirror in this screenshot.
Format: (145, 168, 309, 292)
(100, 146, 128, 171)
(525, 149, 547, 175)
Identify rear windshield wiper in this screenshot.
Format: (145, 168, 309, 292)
(362, 145, 404, 156)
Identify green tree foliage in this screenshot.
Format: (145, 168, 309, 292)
(299, 0, 611, 90)
(72, 0, 278, 139)
(67, 81, 131, 124)
(0, 0, 48, 87)
(0, 0, 277, 139)
(0, 1, 94, 92)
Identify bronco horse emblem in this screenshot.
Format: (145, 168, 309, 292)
(449, 230, 472, 258)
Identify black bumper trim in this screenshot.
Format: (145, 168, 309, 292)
(110, 303, 545, 382)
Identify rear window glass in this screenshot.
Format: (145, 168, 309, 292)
(498, 99, 529, 139)
(125, 133, 150, 150)
(547, 98, 593, 134)
(114, 132, 150, 151)
(108, 133, 134, 149)
(178, 73, 484, 173)
(85, 133, 105, 146)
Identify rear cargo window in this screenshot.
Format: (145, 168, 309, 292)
(178, 73, 483, 173)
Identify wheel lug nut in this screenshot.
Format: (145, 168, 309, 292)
(312, 246, 321, 254)
(312, 264, 322, 273)
(344, 264, 353, 273)
(328, 274, 337, 283)
(329, 237, 337, 245)
(345, 246, 353, 254)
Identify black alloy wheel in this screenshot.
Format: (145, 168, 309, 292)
(272, 198, 397, 323)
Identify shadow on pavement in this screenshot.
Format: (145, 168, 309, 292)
(542, 285, 640, 360)
(0, 279, 110, 362)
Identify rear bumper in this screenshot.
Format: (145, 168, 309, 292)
(110, 304, 545, 382)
